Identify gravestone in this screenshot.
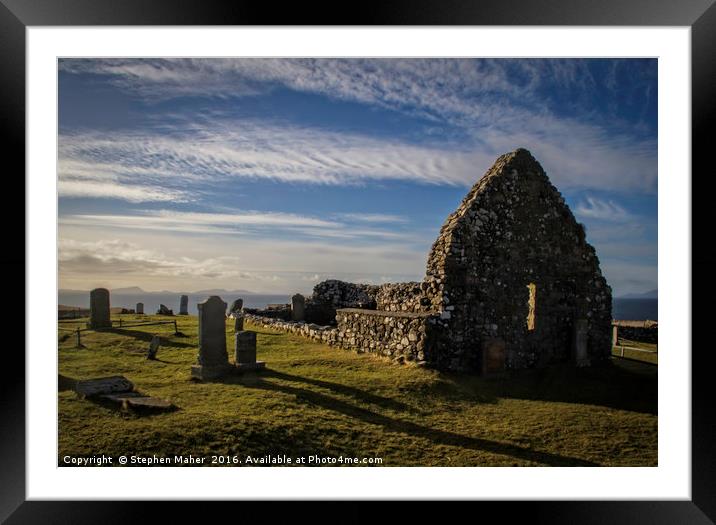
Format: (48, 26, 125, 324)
(179, 295, 189, 315)
(157, 304, 173, 315)
(87, 288, 112, 329)
(481, 337, 506, 375)
(136, 302, 144, 315)
(234, 330, 265, 371)
(230, 298, 244, 331)
(191, 296, 232, 380)
(147, 335, 160, 360)
(229, 298, 244, 314)
(291, 293, 306, 321)
(75, 375, 133, 397)
(572, 319, 590, 366)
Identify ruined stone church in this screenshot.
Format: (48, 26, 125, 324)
(249, 148, 613, 373)
(419, 148, 612, 371)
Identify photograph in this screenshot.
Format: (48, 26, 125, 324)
(56, 57, 658, 468)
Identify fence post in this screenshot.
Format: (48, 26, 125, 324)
(174, 320, 178, 335)
(119, 318, 122, 328)
(76, 328, 81, 348)
(612, 325, 618, 347)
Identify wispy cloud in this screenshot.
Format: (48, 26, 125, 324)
(59, 117, 656, 195)
(59, 209, 423, 243)
(575, 196, 634, 222)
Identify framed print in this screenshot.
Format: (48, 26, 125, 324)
(3, 0, 713, 522)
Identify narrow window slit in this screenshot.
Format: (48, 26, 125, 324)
(527, 283, 536, 331)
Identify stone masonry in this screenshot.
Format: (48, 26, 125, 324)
(244, 149, 612, 373)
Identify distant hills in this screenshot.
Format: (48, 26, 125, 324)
(617, 289, 658, 299)
(60, 286, 257, 295)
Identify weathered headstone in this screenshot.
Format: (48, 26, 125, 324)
(87, 288, 112, 329)
(179, 295, 189, 315)
(136, 302, 144, 314)
(234, 330, 265, 371)
(191, 296, 232, 380)
(229, 298, 244, 314)
(234, 313, 244, 332)
(147, 335, 160, 360)
(75, 375, 134, 397)
(157, 304, 174, 315)
(291, 293, 306, 321)
(573, 319, 590, 366)
(230, 298, 244, 331)
(481, 337, 506, 375)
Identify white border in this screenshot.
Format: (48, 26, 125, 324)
(28, 27, 690, 500)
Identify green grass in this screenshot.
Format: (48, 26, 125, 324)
(58, 314, 657, 467)
(612, 339, 658, 365)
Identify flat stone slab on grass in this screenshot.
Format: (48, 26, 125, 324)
(73, 375, 175, 412)
(100, 393, 175, 411)
(74, 376, 134, 397)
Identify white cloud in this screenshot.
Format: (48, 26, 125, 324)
(59, 58, 657, 194)
(336, 213, 409, 224)
(59, 117, 656, 194)
(575, 197, 634, 222)
(58, 209, 423, 243)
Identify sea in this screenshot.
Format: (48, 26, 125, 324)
(612, 298, 658, 321)
(59, 291, 658, 321)
(58, 291, 292, 316)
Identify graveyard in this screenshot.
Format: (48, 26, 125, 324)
(57, 149, 658, 467)
(58, 308, 657, 467)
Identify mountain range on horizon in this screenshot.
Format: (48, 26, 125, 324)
(59, 286, 258, 296)
(59, 285, 658, 300)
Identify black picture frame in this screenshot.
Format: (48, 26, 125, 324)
(3, 1, 712, 522)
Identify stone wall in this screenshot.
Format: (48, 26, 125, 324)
(375, 282, 432, 313)
(335, 308, 437, 362)
(244, 309, 437, 364)
(243, 304, 291, 320)
(613, 320, 658, 344)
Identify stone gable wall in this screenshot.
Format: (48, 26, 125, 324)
(423, 149, 612, 371)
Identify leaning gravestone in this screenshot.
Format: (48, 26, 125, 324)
(147, 335, 160, 360)
(87, 288, 112, 329)
(179, 295, 189, 315)
(157, 304, 173, 315)
(235, 331, 265, 371)
(191, 296, 232, 380)
(136, 302, 144, 315)
(291, 293, 305, 321)
(229, 298, 244, 314)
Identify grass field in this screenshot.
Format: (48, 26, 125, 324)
(58, 314, 657, 467)
(612, 338, 658, 365)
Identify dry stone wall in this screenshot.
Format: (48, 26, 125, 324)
(334, 308, 437, 362)
(244, 309, 437, 363)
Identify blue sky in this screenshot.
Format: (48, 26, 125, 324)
(57, 58, 657, 296)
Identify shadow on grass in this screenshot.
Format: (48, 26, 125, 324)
(260, 369, 422, 414)
(103, 329, 195, 349)
(227, 373, 597, 466)
(435, 361, 657, 416)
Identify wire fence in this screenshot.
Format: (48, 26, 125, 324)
(58, 318, 179, 347)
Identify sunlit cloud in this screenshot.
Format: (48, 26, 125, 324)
(575, 196, 634, 222)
